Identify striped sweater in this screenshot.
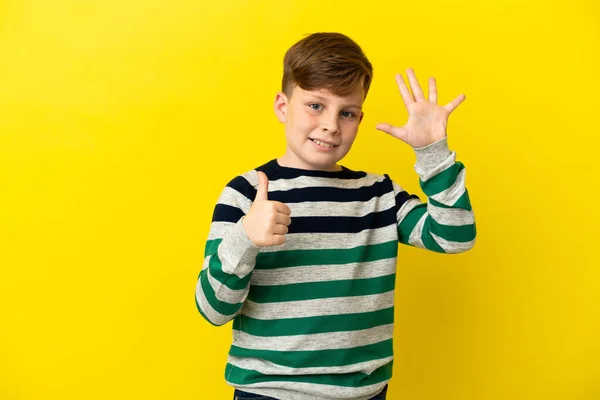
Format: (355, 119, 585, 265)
(195, 137, 476, 400)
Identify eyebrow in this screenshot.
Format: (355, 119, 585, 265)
(310, 95, 362, 110)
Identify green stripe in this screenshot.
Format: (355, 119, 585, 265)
(200, 270, 243, 316)
(198, 238, 221, 279)
(194, 293, 221, 327)
(248, 274, 395, 303)
(204, 240, 397, 291)
(229, 339, 393, 369)
(202, 244, 250, 291)
(233, 307, 394, 336)
(398, 203, 427, 245)
(429, 190, 472, 210)
(420, 162, 465, 196)
(207, 239, 398, 271)
(421, 226, 446, 253)
(225, 359, 393, 387)
(204, 239, 219, 258)
(427, 217, 476, 243)
(255, 241, 398, 270)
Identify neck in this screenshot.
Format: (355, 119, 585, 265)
(277, 152, 342, 172)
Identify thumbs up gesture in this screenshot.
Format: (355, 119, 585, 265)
(242, 171, 292, 247)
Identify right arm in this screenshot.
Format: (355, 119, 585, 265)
(194, 171, 291, 326)
(194, 174, 260, 326)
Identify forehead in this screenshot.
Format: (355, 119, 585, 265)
(293, 86, 364, 107)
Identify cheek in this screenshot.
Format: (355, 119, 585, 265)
(292, 114, 319, 136)
(342, 121, 360, 138)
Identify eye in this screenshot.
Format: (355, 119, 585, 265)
(308, 103, 322, 111)
(341, 111, 356, 118)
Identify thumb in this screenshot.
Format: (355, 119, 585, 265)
(255, 171, 269, 201)
(376, 123, 408, 143)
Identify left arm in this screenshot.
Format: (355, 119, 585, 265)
(377, 68, 476, 253)
(389, 137, 476, 253)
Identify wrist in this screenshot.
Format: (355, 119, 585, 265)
(240, 216, 262, 249)
(413, 137, 452, 172)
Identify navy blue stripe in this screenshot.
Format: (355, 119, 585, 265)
(269, 179, 391, 204)
(227, 175, 257, 200)
(395, 191, 420, 211)
(211, 175, 255, 223)
(288, 207, 397, 234)
(213, 166, 400, 225)
(212, 204, 397, 232)
(212, 204, 244, 223)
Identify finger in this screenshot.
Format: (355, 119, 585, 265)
(376, 123, 408, 143)
(428, 77, 438, 103)
(375, 123, 394, 135)
(443, 93, 466, 113)
(406, 68, 426, 102)
(256, 171, 269, 201)
(394, 73, 414, 108)
(274, 201, 291, 215)
(275, 213, 292, 226)
(272, 224, 289, 235)
(271, 234, 285, 246)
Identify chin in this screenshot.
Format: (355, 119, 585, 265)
(308, 157, 343, 171)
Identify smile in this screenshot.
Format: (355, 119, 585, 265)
(310, 138, 338, 149)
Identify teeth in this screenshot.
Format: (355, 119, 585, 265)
(313, 139, 334, 148)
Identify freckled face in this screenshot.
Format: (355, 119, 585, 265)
(274, 85, 365, 171)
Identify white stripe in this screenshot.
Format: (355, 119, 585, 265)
(195, 279, 236, 325)
(430, 168, 466, 204)
(240, 170, 259, 187)
(391, 181, 404, 194)
(428, 202, 474, 226)
(209, 224, 397, 253)
(416, 151, 456, 182)
(228, 353, 393, 377)
(396, 197, 423, 225)
(206, 267, 249, 305)
(228, 359, 390, 400)
(232, 323, 393, 351)
(408, 212, 427, 248)
(268, 173, 385, 191)
(259, 225, 396, 253)
(201, 255, 210, 271)
(207, 221, 236, 241)
(431, 232, 476, 254)
(216, 186, 252, 212)
(251, 258, 396, 286)
(241, 290, 394, 320)
(285, 192, 395, 217)
(215, 221, 258, 277)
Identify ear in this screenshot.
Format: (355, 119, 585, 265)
(359, 111, 364, 124)
(274, 92, 288, 123)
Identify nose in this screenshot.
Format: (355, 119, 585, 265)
(321, 112, 340, 135)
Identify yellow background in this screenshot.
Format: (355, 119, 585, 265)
(1, 0, 599, 399)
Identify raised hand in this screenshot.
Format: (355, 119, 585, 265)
(376, 68, 466, 148)
(242, 171, 292, 247)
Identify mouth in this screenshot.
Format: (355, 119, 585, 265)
(309, 138, 339, 149)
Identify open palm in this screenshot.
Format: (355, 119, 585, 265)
(376, 68, 466, 148)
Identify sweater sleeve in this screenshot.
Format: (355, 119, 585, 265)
(389, 137, 476, 254)
(195, 172, 261, 326)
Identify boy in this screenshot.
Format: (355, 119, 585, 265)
(195, 32, 476, 400)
